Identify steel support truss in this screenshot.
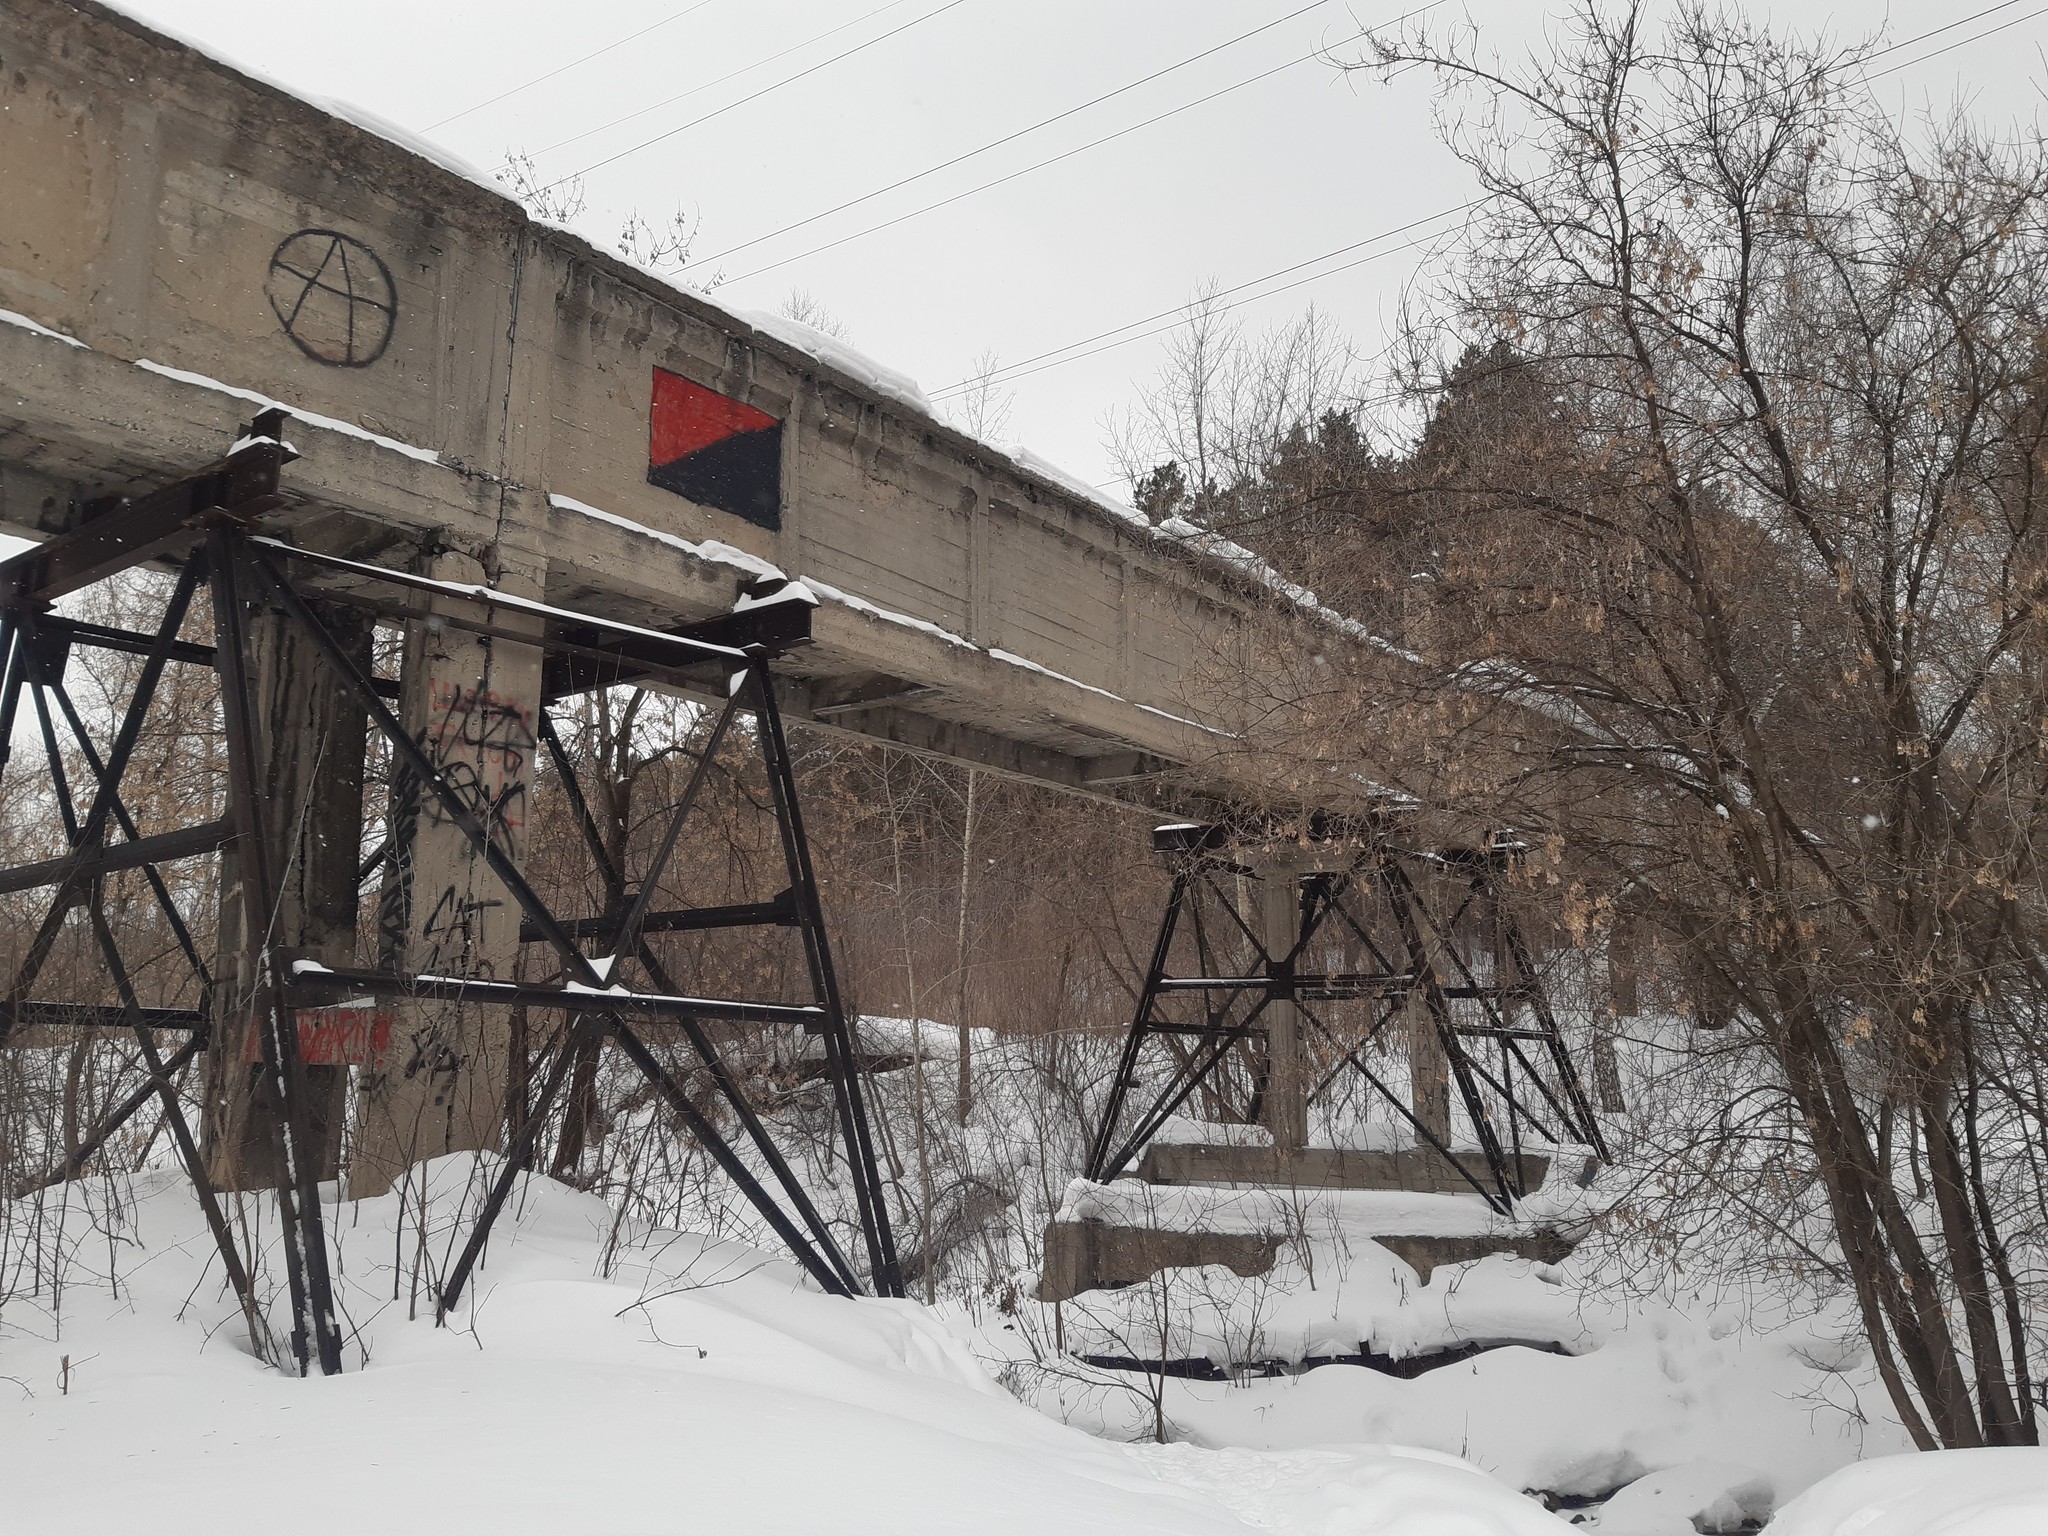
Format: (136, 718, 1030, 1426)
(1084, 824, 1609, 1213)
(0, 411, 901, 1377)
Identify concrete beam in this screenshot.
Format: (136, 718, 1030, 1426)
(1133, 1142, 1553, 1195)
(0, 0, 1416, 815)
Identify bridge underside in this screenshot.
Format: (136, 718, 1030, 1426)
(0, 337, 1189, 808)
(4, 0, 1388, 819)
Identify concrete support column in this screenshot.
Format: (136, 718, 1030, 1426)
(1253, 856, 1308, 1157)
(1402, 895, 1455, 1147)
(349, 526, 546, 1197)
(203, 597, 371, 1189)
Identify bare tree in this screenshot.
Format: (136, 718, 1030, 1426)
(1107, 288, 1355, 534)
(947, 350, 1015, 442)
(1332, 1, 2048, 1447)
(778, 289, 853, 340)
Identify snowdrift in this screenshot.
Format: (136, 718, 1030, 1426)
(0, 1157, 1569, 1535)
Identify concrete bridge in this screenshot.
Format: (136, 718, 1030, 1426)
(0, 5, 1601, 1301)
(0, 0, 1393, 806)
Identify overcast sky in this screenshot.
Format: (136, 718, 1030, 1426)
(117, 0, 2048, 490)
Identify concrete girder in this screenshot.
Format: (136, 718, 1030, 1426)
(0, 0, 1415, 816)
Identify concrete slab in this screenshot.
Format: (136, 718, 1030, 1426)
(1134, 1142, 1552, 1195)
(1037, 1218, 1283, 1304)
(1374, 1232, 1578, 1284)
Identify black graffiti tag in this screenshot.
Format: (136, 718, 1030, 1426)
(420, 885, 504, 975)
(266, 229, 397, 367)
(422, 681, 535, 850)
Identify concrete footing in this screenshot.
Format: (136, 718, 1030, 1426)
(1037, 1219, 1283, 1303)
(1134, 1142, 1552, 1194)
(1040, 1141, 1582, 1301)
(1037, 1217, 1582, 1300)
(1375, 1232, 1578, 1283)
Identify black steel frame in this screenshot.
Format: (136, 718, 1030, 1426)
(1084, 829, 1609, 1213)
(0, 412, 900, 1378)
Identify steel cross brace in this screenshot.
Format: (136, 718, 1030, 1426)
(0, 408, 905, 1389)
(1082, 836, 1607, 1206)
(0, 512, 334, 1370)
(237, 540, 901, 1306)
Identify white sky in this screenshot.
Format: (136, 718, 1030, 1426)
(115, 0, 2048, 491)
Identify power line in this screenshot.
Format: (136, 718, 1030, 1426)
(1864, 0, 2031, 69)
(1037, 4, 2048, 453)
(929, 205, 1470, 398)
(421, 0, 723, 132)
(931, 0, 2041, 402)
(702, 2, 1447, 287)
(688, 0, 1343, 269)
(708, 57, 1312, 283)
(508, 0, 918, 171)
(539, 0, 973, 193)
(1867, 2, 2047, 78)
(934, 217, 1461, 400)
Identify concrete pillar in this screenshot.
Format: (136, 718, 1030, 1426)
(1252, 856, 1308, 1157)
(1606, 914, 1641, 1017)
(349, 532, 545, 1197)
(203, 597, 370, 1189)
(1402, 901, 1455, 1148)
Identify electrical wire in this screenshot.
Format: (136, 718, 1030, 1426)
(507, 0, 919, 170)
(928, 206, 1470, 399)
(926, 0, 2045, 400)
(422, 0, 723, 132)
(687, 0, 1343, 269)
(537, 0, 973, 194)
(698, 1, 1446, 285)
(1866, 2, 2048, 78)
(933, 219, 1458, 400)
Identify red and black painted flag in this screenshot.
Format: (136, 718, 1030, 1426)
(647, 366, 783, 529)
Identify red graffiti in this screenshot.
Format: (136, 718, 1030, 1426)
(246, 1004, 395, 1067)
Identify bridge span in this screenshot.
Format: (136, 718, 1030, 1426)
(0, 5, 1609, 1362)
(0, 0, 1396, 806)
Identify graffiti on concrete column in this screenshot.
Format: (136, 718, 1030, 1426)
(420, 885, 505, 976)
(422, 679, 535, 850)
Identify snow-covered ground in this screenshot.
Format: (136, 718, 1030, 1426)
(0, 1159, 1570, 1535)
(6, 1015, 2045, 1531)
(975, 1187, 1917, 1515)
(3, 1154, 2043, 1532)
(1764, 1447, 2048, 1536)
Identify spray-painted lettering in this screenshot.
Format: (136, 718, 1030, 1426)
(422, 681, 535, 847)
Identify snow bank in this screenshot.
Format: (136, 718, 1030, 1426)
(1019, 1276, 1901, 1508)
(1133, 1442, 1568, 1535)
(1762, 1448, 2048, 1536)
(854, 1014, 1004, 1058)
(0, 1159, 1576, 1535)
(1596, 1460, 1774, 1534)
(1057, 1177, 1519, 1241)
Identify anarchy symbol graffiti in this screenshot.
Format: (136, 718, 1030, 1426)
(265, 229, 397, 367)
